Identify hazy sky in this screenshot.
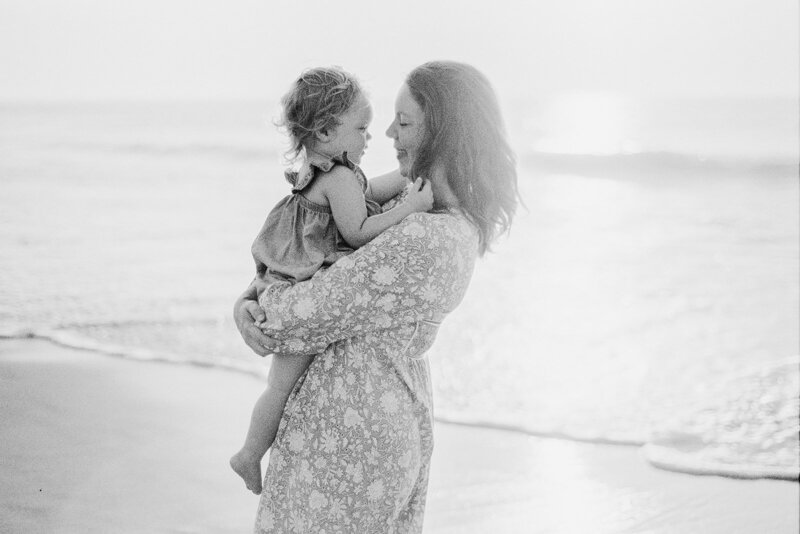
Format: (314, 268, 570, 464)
(1, 0, 797, 101)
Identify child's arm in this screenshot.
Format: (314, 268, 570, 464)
(321, 166, 433, 249)
(365, 168, 407, 205)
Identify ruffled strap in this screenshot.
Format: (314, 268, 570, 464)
(284, 151, 356, 192)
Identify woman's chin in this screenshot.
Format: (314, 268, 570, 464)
(397, 159, 411, 177)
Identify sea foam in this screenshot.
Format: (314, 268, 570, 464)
(643, 357, 799, 480)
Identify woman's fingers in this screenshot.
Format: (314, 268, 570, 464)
(234, 297, 274, 356)
(244, 324, 274, 357)
(244, 300, 266, 324)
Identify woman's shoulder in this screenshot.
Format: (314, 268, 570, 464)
(410, 209, 477, 232)
(382, 210, 479, 253)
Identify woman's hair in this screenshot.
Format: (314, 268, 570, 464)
(278, 66, 363, 161)
(406, 61, 520, 255)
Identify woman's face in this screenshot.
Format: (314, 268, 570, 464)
(385, 83, 425, 177)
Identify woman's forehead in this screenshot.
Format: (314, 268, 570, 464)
(395, 84, 422, 117)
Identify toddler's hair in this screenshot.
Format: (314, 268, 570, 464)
(279, 66, 363, 160)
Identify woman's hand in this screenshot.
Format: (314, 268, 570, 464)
(234, 289, 278, 357)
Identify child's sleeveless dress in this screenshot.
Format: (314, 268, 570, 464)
(251, 151, 381, 296)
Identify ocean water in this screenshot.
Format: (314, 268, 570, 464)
(0, 97, 798, 480)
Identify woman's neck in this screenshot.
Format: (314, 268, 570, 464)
(430, 166, 460, 210)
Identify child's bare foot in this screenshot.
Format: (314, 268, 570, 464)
(230, 450, 263, 495)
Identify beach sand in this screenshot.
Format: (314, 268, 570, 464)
(1, 339, 797, 534)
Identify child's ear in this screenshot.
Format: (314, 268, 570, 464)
(315, 129, 332, 143)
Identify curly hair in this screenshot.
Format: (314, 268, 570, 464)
(278, 66, 363, 161)
(406, 61, 520, 255)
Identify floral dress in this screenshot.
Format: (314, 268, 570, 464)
(253, 210, 478, 533)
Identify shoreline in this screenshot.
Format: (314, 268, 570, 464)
(7, 326, 798, 481)
(1, 338, 798, 533)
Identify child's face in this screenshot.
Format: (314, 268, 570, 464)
(324, 94, 372, 165)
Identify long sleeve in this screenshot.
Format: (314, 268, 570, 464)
(258, 212, 478, 357)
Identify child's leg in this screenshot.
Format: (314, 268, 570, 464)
(230, 354, 314, 494)
(242, 355, 314, 459)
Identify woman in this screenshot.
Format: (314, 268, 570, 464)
(235, 60, 519, 533)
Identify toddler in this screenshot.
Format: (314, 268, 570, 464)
(230, 66, 433, 494)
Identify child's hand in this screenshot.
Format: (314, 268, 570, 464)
(405, 177, 434, 213)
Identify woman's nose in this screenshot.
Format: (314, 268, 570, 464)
(385, 121, 396, 139)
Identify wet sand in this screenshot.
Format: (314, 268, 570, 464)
(1, 338, 797, 533)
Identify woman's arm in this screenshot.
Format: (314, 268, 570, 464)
(323, 168, 432, 248)
(365, 168, 407, 205)
(258, 213, 478, 356)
